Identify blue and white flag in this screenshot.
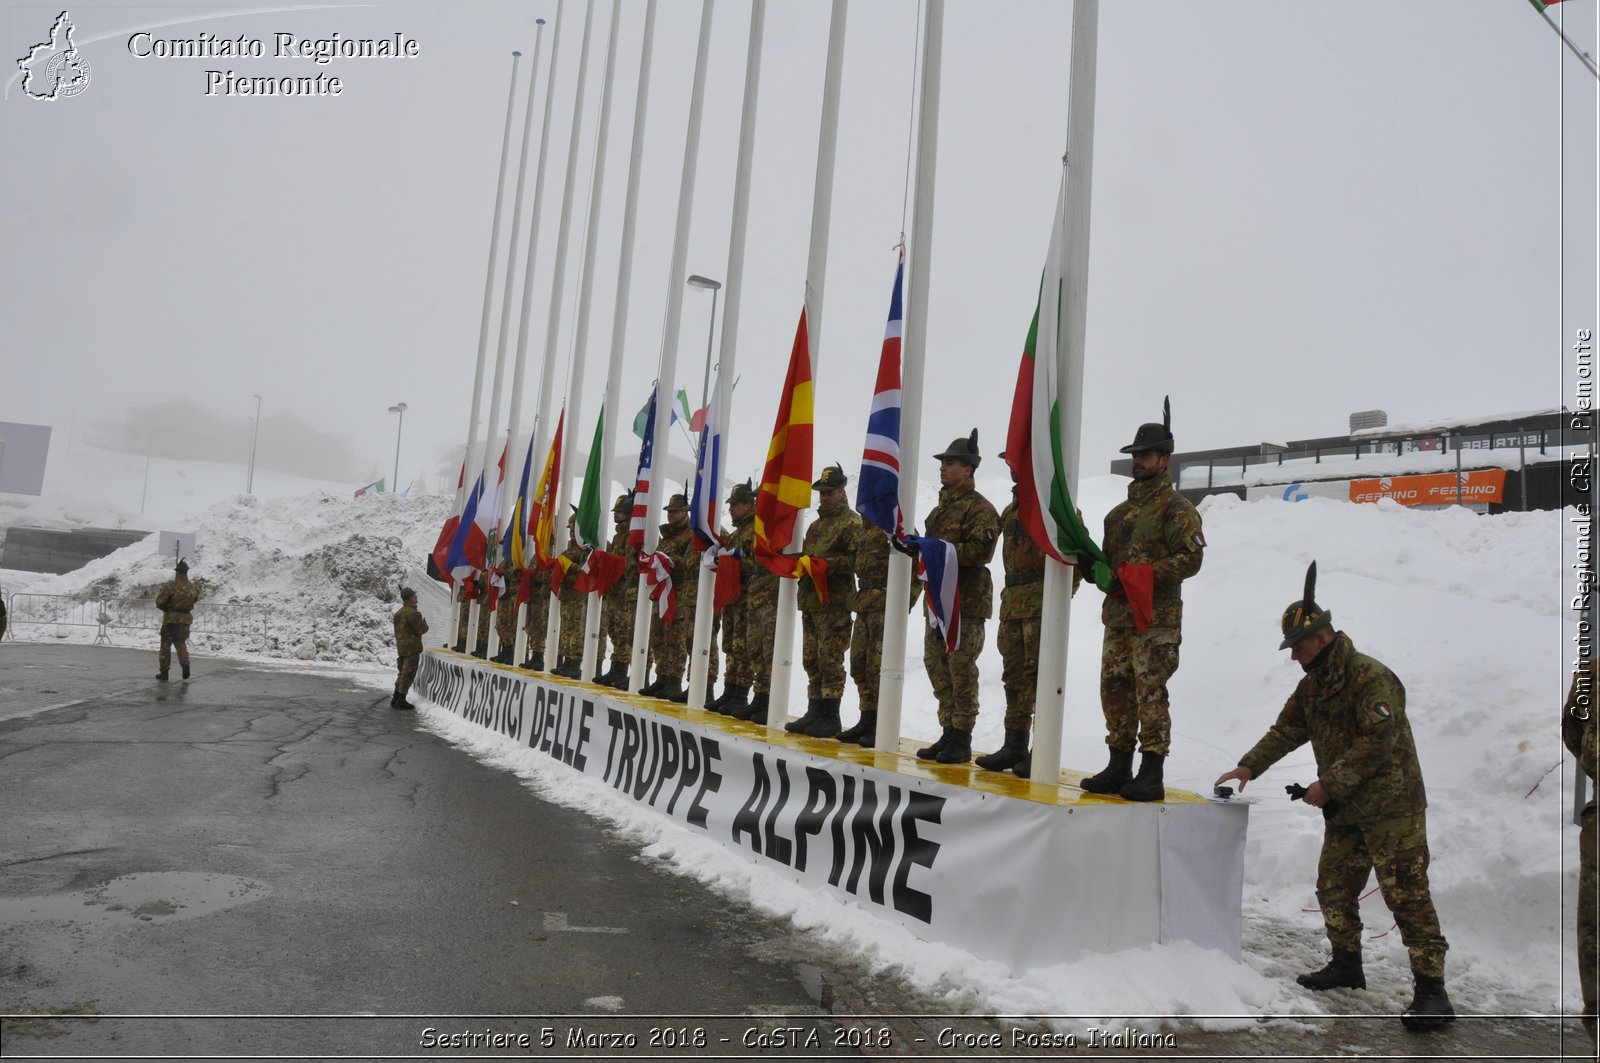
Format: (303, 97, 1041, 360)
(906, 534, 960, 652)
(857, 252, 906, 540)
(690, 372, 725, 552)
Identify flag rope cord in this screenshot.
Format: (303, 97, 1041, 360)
(897, 0, 924, 243)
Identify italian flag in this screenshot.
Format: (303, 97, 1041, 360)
(1004, 173, 1109, 588)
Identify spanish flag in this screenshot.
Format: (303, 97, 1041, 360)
(528, 410, 565, 569)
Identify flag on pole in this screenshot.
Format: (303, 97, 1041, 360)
(429, 462, 467, 583)
(506, 433, 537, 569)
(754, 308, 814, 570)
(639, 550, 676, 623)
(857, 251, 906, 539)
(690, 370, 726, 551)
(572, 548, 628, 596)
(630, 386, 658, 548)
(454, 443, 507, 574)
(528, 411, 565, 568)
(354, 478, 385, 498)
(574, 409, 605, 550)
(1004, 172, 1110, 588)
(444, 471, 486, 579)
(907, 534, 960, 651)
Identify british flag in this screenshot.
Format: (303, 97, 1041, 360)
(857, 251, 906, 539)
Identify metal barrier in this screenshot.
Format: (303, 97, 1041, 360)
(4, 593, 270, 646)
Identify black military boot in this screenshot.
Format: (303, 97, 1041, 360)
(595, 662, 618, 686)
(607, 667, 630, 691)
(639, 673, 667, 697)
(1119, 751, 1166, 802)
(554, 658, 580, 679)
(453, 640, 467, 653)
(472, 645, 488, 660)
(390, 692, 401, 708)
(522, 652, 544, 671)
(974, 729, 1029, 772)
(785, 698, 822, 734)
(395, 698, 415, 712)
(837, 709, 876, 744)
(733, 690, 769, 722)
(713, 685, 748, 716)
(661, 678, 689, 704)
(1400, 974, 1455, 1030)
(1079, 746, 1135, 794)
(936, 727, 973, 764)
(180, 663, 191, 680)
(1296, 948, 1366, 991)
(1012, 749, 1034, 778)
(155, 671, 169, 681)
(802, 698, 842, 738)
(916, 727, 954, 761)
(853, 711, 880, 747)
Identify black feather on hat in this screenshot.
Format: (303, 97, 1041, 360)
(1279, 560, 1334, 650)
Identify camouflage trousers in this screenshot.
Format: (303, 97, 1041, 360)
(1099, 626, 1180, 756)
(455, 603, 470, 648)
(720, 601, 747, 685)
(602, 587, 636, 666)
(649, 595, 697, 681)
(998, 616, 1042, 732)
(470, 602, 490, 653)
(495, 596, 518, 649)
(395, 653, 419, 696)
(523, 593, 550, 656)
(801, 610, 852, 699)
(924, 619, 987, 731)
(730, 591, 779, 694)
(1580, 809, 1597, 1035)
(558, 592, 586, 662)
(1318, 814, 1448, 978)
(158, 623, 191, 673)
(849, 609, 885, 713)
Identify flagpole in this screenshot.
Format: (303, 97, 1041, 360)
(597, 0, 656, 689)
(564, 0, 622, 683)
(1531, 1, 1600, 81)
(487, 19, 549, 663)
(540, 0, 599, 666)
(875, 0, 941, 753)
(454, 51, 521, 643)
(1030, 0, 1098, 787)
(630, 0, 715, 695)
(687, 0, 765, 709)
(508, 0, 567, 666)
(765, 0, 847, 728)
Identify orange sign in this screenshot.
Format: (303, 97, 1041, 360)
(1349, 468, 1507, 506)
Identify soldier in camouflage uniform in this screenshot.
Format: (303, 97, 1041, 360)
(392, 586, 429, 711)
(976, 463, 1046, 774)
(725, 482, 782, 723)
(786, 465, 862, 738)
(520, 566, 551, 671)
(1565, 657, 1599, 1045)
(553, 514, 587, 678)
(1081, 404, 1204, 802)
(1216, 562, 1453, 1031)
(453, 578, 477, 653)
(916, 430, 1001, 765)
(154, 559, 201, 681)
(840, 516, 920, 746)
(598, 494, 637, 689)
(709, 481, 758, 715)
(492, 564, 519, 664)
(641, 493, 698, 702)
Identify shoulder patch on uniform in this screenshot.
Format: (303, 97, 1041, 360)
(1372, 702, 1392, 720)
(1192, 531, 1206, 549)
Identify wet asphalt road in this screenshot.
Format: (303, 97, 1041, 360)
(0, 643, 1594, 1061)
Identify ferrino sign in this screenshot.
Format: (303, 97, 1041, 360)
(1349, 468, 1507, 506)
(411, 651, 1247, 971)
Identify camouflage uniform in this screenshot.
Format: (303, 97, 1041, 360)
(1565, 658, 1600, 1041)
(649, 519, 699, 681)
(155, 572, 200, 675)
(1098, 469, 1203, 756)
(798, 498, 861, 699)
(494, 568, 520, 656)
(1237, 632, 1448, 979)
(726, 510, 779, 694)
(557, 540, 586, 665)
(850, 523, 919, 714)
(393, 599, 429, 698)
(922, 481, 1000, 731)
(997, 497, 1046, 732)
(455, 579, 477, 649)
(522, 569, 550, 663)
(601, 523, 636, 671)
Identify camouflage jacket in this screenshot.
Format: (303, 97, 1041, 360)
(853, 519, 920, 617)
(393, 604, 429, 656)
(557, 539, 586, 602)
(604, 526, 636, 601)
(155, 576, 201, 624)
(1565, 658, 1600, 814)
(658, 520, 700, 610)
(1100, 470, 1204, 631)
(799, 499, 862, 613)
(727, 512, 778, 613)
(923, 481, 1000, 621)
(1238, 632, 1424, 825)
(999, 498, 1047, 621)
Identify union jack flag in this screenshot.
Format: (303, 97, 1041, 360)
(857, 251, 906, 540)
(907, 534, 959, 652)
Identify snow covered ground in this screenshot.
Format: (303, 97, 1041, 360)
(0, 446, 1585, 1032)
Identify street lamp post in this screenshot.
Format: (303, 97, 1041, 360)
(246, 394, 263, 495)
(686, 275, 722, 414)
(388, 402, 408, 493)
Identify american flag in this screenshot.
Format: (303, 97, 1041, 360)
(857, 252, 906, 539)
(629, 385, 658, 549)
(638, 550, 675, 624)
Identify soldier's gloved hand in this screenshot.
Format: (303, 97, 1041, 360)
(891, 538, 920, 559)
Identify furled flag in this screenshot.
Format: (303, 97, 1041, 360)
(690, 369, 726, 551)
(429, 462, 467, 583)
(572, 548, 628, 597)
(573, 409, 605, 551)
(906, 535, 960, 652)
(354, 478, 385, 498)
(505, 433, 537, 569)
(454, 442, 507, 574)
(630, 386, 658, 548)
(639, 550, 675, 624)
(1004, 171, 1111, 589)
(754, 308, 814, 572)
(528, 411, 565, 569)
(857, 250, 906, 540)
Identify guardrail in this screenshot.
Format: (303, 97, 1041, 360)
(2, 593, 269, 646)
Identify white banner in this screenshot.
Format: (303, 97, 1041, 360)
(413, 651, 1246, 971)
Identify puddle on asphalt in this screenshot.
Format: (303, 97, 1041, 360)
(792, 963, 835, 1011)
(0, 872, 269, 927)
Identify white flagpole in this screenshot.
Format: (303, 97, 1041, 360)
(455, 51, 521, 646)
(687, 0, 765, 709)
(565, 0, 621, 683)
(599, 0, 657, 692)
(487, 20, 549, 663)
(765, 0, 847, 728)
(541, 0, 600, 666)
(1030, 0, 1098, 786)
(630, 0, 716, 695)
(876, 0, 941, 753)
(510, 0, 568, 665)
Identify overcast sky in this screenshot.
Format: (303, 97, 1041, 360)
(3, 0, 1596, 502)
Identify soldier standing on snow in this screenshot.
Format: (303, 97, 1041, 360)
(392, 586, 428, 711)
(1215, 562, 1454, 1031)
(154, 559, 200, 681)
